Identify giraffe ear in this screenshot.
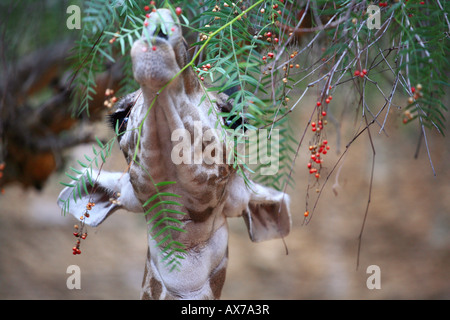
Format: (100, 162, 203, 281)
(57, 170, 142, 227)
(242, 183, 291, 242)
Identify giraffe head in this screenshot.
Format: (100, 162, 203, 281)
(58, 8, 292, 299)
(131, 8, 193, 91)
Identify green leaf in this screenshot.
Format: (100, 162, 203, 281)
(155, 181, 177, 187)
(81, 176, 89, 196)
(65, 172, 79, 181)
(152, 225, 186, 240)
(142, 192, 182, 208)
(146, 200, 184, 215)
(151, 217, 183, 232)
(95, 137, 105, 148)
(70, 167, 83, 175)
(60, 182, 75, 188)
(77, 160, 88, 168)
(86, 169, 94, 187)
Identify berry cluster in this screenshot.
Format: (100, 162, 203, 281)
(260, 2, 284, 19)
(109, 192, 121, 205)
(281, 51, 300, 83)
(143, 2, 180, 14)
(71, 201, 95, 255)
(104, 88, 118, 109)
(307, 138, 330, 179)
(354, 68, 368, 78)
(403, 83, 423, 124)
(306, 94, 332, 181)
(196, 63, 213, 82)
(303, 92, 334, 220)
(143, 1, 156, 13)
(142, 3, 181, 30)
(72, 223, 88, 255)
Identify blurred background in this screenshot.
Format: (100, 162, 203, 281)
(0, 1, 449, 300)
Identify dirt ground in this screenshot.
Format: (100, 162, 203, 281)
(0, 100, 449, 300)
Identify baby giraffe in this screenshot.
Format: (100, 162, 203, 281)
(58, 8, 291, 300)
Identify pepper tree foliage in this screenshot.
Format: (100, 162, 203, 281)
(61, 0, 449, 270)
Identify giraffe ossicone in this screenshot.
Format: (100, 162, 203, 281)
(58, 8, 291, 300)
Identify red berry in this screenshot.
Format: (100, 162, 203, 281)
(144, 21, 149, 26)
(322, 111, 327, 116)
(73, 232, 79, 237)
(362, 69, 368, 75)
(274, 37, 279, 43)
(273, 4, 278, 9)
(175, 7, 182, 16)
(323, 139, 328, 145)
(304, 211, 309, 217)
(144, 5, 150, 11)
(311, 122, 316, 127)
(325, 98, 330, 104)
(268, 52, 274, 58)
(316, 101, 321, 107)
(307, 162, 312, 169)
(354, 70, 360, 76)
(152, 46, 157, 51)
(411, 87, 416, 93)
(266, 32, 272, 38)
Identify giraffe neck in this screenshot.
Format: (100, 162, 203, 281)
(141, 222, 229, 300)
(127, 75, 232, 300)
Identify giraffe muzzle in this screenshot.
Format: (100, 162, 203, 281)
(130, 9, 184, 88)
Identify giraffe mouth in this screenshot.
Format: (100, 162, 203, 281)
(156, 29, 168, 41)
(142, 8, 180, 46)
(131, 9, 183, 88)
